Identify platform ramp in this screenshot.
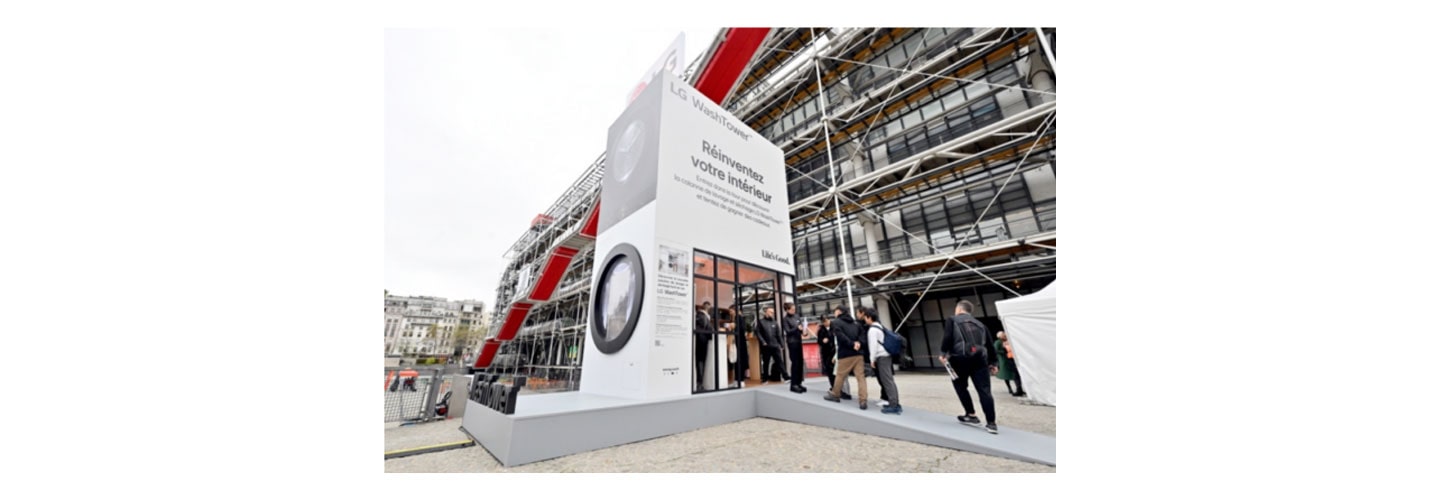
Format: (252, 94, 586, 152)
(754, 379, 1055, 466)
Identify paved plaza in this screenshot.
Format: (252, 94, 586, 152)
(385, 371, 1055, 472)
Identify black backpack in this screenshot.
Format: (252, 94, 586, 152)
(951, 317, 989, 361)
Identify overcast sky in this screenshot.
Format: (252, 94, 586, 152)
(386, 27, 720, 304)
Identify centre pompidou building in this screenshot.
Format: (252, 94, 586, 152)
(473, 28, 1057, 392)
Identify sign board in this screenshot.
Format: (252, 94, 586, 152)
(583, 72, 793, 400)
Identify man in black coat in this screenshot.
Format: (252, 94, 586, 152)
(722, 306, 750, 387)
(782, 303, 808, 393)
(942, 300, 1000, 434)
(815, 317, 851, 398)
(695, 302, 713, 388)
(755, 306, 787, 383)
(823, 307, 868, 409)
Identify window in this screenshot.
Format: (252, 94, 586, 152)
(1035, 200, 1057, 232)
(1023, 164, 1056, 202)
(1005, 208, 1039, 238)
(921, 99, 943, 121)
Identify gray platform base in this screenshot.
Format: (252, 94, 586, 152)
(760, 378, 1056, 466)
(461, 389, 757, 467)
(461, 379, 1055, 467)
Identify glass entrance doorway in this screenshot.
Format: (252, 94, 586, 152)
(692, 249, 795, 394)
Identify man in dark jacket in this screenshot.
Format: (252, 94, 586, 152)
(942, 300, 1000, 434)
(823, 307, 868, 409)
(725, 306, 750, 387)
(815, 317, 851, 399)
(783, 303, 808, 393)
(755, 306, 787, 383)
(695, 302, 714, 388)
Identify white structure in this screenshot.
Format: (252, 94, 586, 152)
(995, 281, 1056, 406)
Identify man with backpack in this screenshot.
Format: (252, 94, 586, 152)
(942, 300, 999, 434)
(861, 306, 902, 415)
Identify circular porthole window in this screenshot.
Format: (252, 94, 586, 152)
(591, 243, 644, 354)
(613, 121, 646, 183)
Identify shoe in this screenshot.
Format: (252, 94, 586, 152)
(879, 400, 890, 407)
(799, 386, 808, 393)
(823, 394, 841, 403)
(957, 415, 981, 426)
(859, 402, 868, 410)
(986, 423, 998, 434)
(840, 393, 853, 400)
(789, 386, 804, 394)
(881, 406, 902, 415)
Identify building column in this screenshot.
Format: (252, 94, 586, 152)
(860, 215, 882, 266)
(873, 294, 894, 330)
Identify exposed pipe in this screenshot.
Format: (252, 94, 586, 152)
(812, 27, 856, 315)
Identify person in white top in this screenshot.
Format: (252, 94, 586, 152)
(861, 306, 901, 415)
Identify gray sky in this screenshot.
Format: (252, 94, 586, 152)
(386, 27, 720, 304)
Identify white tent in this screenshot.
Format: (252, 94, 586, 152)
(995, 281, 1056, 406)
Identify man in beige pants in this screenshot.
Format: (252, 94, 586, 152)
(822, 307, 868, 410)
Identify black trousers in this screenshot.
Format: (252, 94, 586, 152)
(1007, 359, 1026, 394)
(949, 356, 996, 424)
(760, 346, 786, 381)
(786, 342, 805, 387)
(820, 350, 836, 388)
(695, 334, 712, 386)
(875, 356, 899, 407)
(733, 336, 750, 384)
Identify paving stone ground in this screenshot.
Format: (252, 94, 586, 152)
(384, 371, 1054, 473)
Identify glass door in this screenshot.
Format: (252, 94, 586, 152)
(691, 249, 798, 393)
(736, 281, 771, 386)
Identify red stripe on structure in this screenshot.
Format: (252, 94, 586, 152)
(529, 246, 578, 302)
(495, 302, 534, 341)
(579, 202, 600, 239)
(693, 28, 771, 104)
(473, 339, 502, 368)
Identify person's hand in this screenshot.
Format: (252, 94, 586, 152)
(990, 365, 998, 375)
(821, 338, 829, 343)
(854, 342, 862, 350)
(870, 361, 876, 369)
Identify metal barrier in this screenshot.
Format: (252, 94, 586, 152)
(384, 367, 445, 423)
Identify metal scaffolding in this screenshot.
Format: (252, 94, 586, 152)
(480, 27, 1058, 384)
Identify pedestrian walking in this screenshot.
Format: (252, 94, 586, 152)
(861, 306, 901, 415)
(942, 300, 999, 433)
(823, 307, 868, 409)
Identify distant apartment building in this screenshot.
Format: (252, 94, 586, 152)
(384, 293, 487, 356)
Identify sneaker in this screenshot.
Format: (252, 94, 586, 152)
(840, 393, 853, 400)
(957, 415, 981, 426)
(986, 423, 998, 434)
(859, 402, 868, 410)
(789, 386, 804, 394)
(881, 406, 902, 415)
(879, 400, 890, 407)
(823, 394, 841, 403)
